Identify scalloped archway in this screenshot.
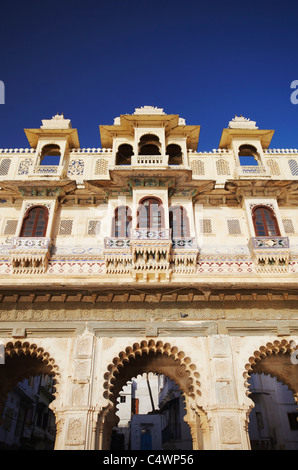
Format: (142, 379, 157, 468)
(243, 339, 298, 450)
(244, 339, 298, 402)
(99, 339, 203, 450)
(0, 340, 60, 427)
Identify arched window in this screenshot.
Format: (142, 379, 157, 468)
(238, 145, 259, 166)
(137, 197, 164, 230)
(20, 206, 49, 237)
(169, 206, 190, 237)
(138, 134, 161, 156)
(112, 206, 132, 238)
(252, 206, 280, 237)
(166, 144, 183, 165)
(40, 144, 61, 166)
(116, 144, 134, 165)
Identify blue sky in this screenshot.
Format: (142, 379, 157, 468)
(0, 0, 297, 151)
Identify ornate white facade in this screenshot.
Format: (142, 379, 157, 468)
(0, 107, 297, 450)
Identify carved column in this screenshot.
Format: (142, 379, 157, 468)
(53, 330, 97, 450)
(205, 334, 251, 450)
(184, 398, 210, 450)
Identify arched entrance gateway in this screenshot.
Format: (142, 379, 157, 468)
(0, 333, 297, 451)
(0, 341, 59, 450)
(245, 339, 298, 450)
(97, 339, 208, 451)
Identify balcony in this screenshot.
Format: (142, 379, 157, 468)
(104, 231, 199, 279)
(249, 236, 290, 273)
(171, 237, 199, 273)
(131, 228, 172, 281)
(10, 237, 52, 274)
(104, 237, 132, 274)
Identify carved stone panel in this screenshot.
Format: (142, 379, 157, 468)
(72, 383, 89, 407)
(220, 416, 241, 444)
(74, 359, 91, 383)
(75, 333, 93, 358)
(210, 335, 231, 356)
(66, 417, 85, 446)
(215, 381, 236, 405)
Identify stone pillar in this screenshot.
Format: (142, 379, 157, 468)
(52, 330, 97, 450)
(206, 406, 251, 450)
(184, 399, 210, 450)
(205, 334, 251, 450)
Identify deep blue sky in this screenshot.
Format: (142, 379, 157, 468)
(0, 0, 297, 151)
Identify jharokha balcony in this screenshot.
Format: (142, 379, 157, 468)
(249, 236, 290, 273)
(10, 237, 52, 274)
(104, 229, 199, 281)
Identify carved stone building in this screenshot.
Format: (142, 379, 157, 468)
(0, 106, 297, 450)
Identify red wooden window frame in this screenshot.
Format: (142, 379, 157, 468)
(252, 205, 280, 237)
(20, 206, 49, 237)
(137, 197, 164, 230)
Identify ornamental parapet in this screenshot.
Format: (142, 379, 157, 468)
(249, 236, 290, 273)
(0, 147, 298, 181)
(10, 237, 51, 274)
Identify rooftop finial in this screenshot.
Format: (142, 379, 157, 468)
(41, 113, 72, 129)
(228, 115, 258, 129)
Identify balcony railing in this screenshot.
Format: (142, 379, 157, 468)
(134, 154, 167, 166)
(250, 236, 289, 249)
(11, 237, 51, 250)
(172, 237, 196, 249)
(105, 234, 196, 246)
(104, 237, 131, 249)
(131, 228, 171, 240)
